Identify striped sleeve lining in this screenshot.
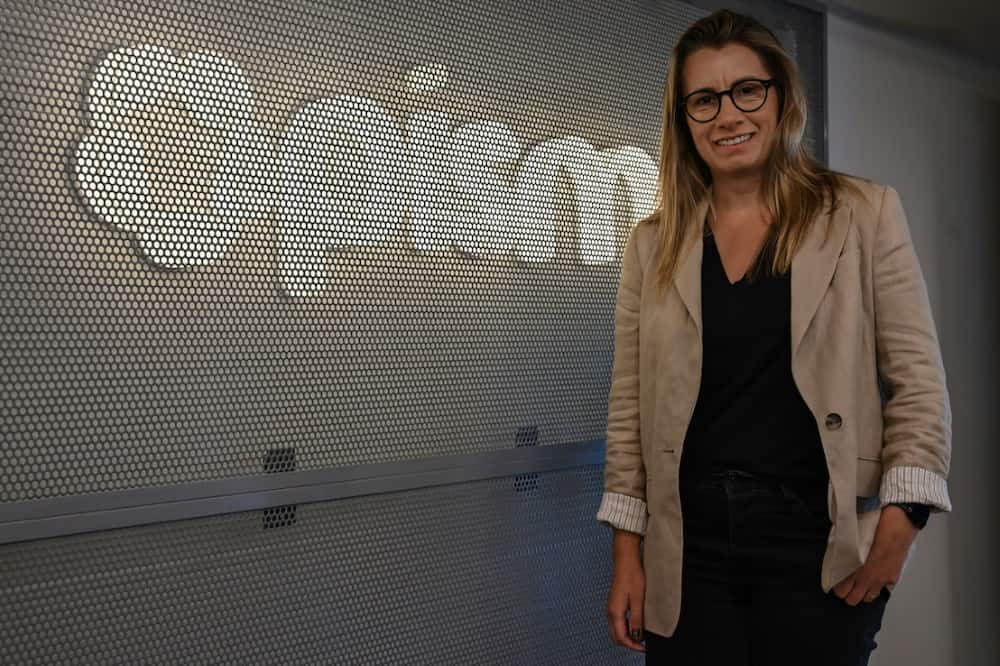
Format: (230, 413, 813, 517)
(880, 465, 952, 513)
(595, 491, 647, 535)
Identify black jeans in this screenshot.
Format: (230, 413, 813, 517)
(644, 469, 889, 666)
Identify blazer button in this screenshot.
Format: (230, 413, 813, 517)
(825, 413, 843, 430)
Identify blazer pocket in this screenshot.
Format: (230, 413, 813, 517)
(856, 456, 883, 499)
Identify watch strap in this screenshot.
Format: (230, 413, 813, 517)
(889, 502, 930, 530)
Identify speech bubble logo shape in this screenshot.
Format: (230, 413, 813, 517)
(75, 45, 273, 268)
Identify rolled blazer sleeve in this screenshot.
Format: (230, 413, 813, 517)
(595, 223, 648, 534)
(873, 185, 953, 512)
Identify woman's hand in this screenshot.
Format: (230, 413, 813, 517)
(833, 504, 919, 605)
(607, 530, 647, 652)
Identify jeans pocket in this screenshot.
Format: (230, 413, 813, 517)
(779, 484, 831, 527)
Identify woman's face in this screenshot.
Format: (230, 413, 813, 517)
(681, 43, 780, 181)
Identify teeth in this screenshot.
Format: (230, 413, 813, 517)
(717, 134, 752, 146)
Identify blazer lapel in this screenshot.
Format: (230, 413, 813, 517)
(673, 197, 711, 335)
(791, 199, 854, 359)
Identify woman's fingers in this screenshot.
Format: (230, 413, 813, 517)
(608, 602, 646, 651)
(608, 605, 629, 645)
(607, 567, 646, 652)
(833, 568, 883, 606)
(627, 602, 645, 645)
(832, 571, 856, 600)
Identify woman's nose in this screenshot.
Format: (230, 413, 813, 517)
(715, 94, 743, 123)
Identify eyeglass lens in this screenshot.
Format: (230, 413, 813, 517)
(687, 81, 767, 121)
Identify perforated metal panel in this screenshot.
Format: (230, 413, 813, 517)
(0, 467, 633, 665)
(2, 0, 709, 501)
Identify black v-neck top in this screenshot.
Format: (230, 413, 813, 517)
(679, 228, 829, 500)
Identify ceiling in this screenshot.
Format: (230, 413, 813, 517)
(817, 0, 1000, 71)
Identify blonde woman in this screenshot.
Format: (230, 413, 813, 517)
(596, 9, 951, 665)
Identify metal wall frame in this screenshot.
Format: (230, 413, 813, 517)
(0, 440, 606, 545)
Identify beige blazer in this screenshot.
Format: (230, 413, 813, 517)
(596, 177, 952, 638)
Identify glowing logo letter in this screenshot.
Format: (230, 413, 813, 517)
(603, 146, 658, 233)
(280, 95, 405, 297)
(449, 121, 521, 257)
(75, 46, 272, 267)
(515, 137, 615, 264)
(406, 64, 455, 254)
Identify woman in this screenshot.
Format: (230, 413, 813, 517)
(596, 9, 952, 665)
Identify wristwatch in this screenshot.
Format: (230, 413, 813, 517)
(888, 502, 930, 530)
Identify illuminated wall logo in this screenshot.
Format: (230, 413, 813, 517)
(75, 46, 658, 297)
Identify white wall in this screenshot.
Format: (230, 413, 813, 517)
(827, 12, 1000, 666)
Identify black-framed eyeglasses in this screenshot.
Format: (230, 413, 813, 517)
(681, 79, 778, 123)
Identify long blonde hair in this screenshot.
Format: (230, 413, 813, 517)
(647, 9, 857, 296)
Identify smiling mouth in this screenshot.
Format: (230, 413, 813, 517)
(715, 133, 753, 146)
